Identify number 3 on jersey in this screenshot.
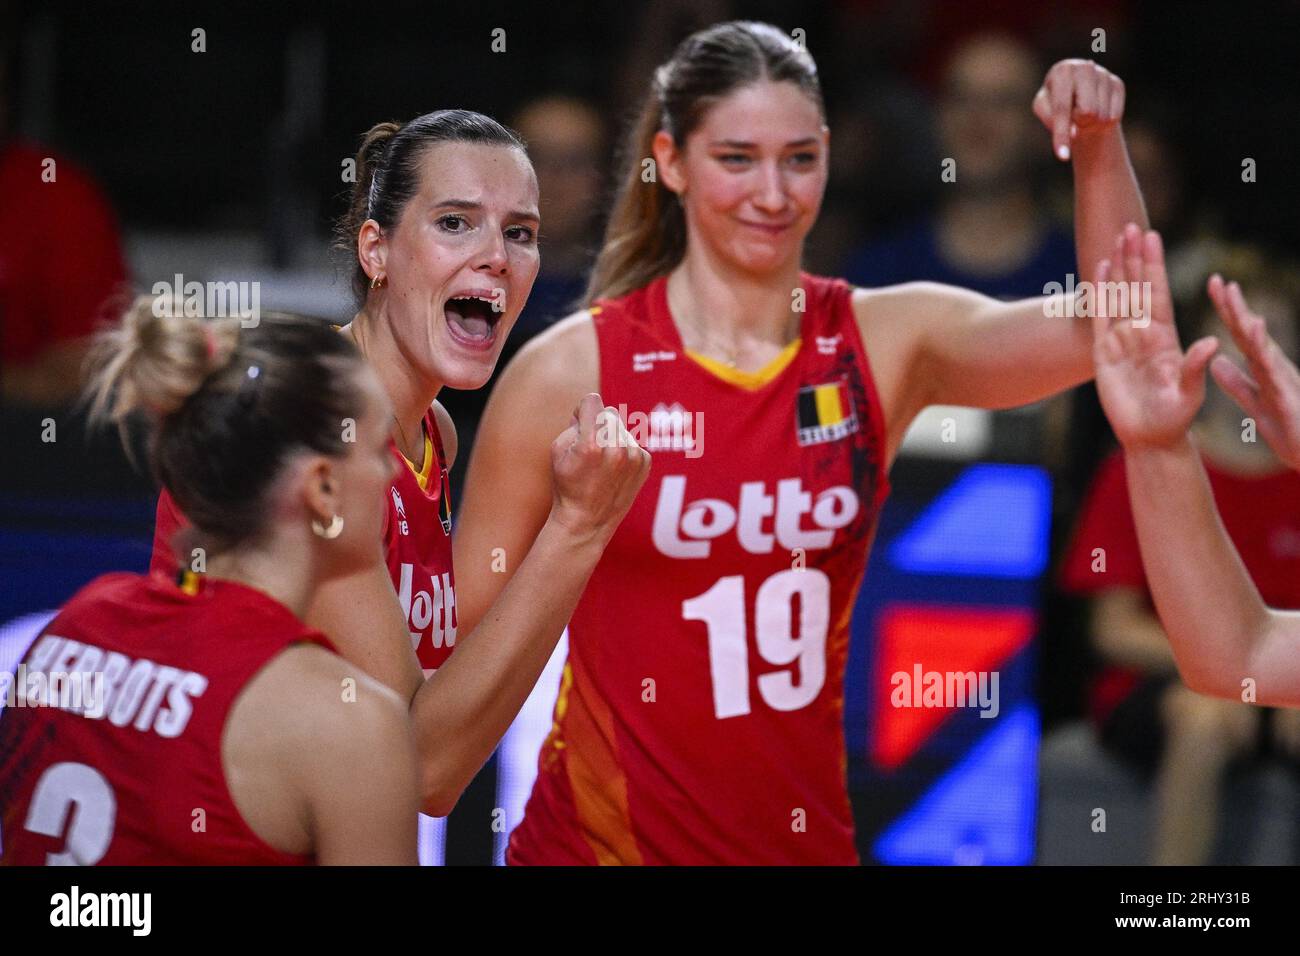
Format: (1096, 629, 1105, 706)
(20, 762, 117, 865)
(682, 568, 830, 719)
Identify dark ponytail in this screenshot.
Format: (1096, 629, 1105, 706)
(334, 110, 529, 305)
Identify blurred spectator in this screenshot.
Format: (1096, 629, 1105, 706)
(1060, 247, 1300, 865)
(507, 94, 606, 344)
(0, 43, 128, 407)
(840, 31, 1073, 298)
(439, 93, 606, 502)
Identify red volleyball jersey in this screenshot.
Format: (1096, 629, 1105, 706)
(508, 273, 891, 865)
(0, 572, 334, 865)
(150, 407, 457, 671)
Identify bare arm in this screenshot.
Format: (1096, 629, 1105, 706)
(1090, 588, 1180, 674)
(305, 561, 424, 702)
(1092, 225, 1300, 706)
(1122, 438, 1297, 700)
(848, 62, 1147, 429)
(410, 316, 647, 815)
(1031, 58, 1146, 286)
(856, 284, 1094, 415)
(453, 315, 599, 635)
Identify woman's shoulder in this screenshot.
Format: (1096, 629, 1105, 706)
(511, 309, 600, 387)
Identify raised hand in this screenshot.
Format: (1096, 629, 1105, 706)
(1033, 58, 1126, 162)
(1206, 275, 1300, 472)
(549, 392, 651, 545)
(1092, 224, 1219, 450)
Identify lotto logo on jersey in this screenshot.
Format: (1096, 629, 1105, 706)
(796, 379, 858, 446)
(652, 474, 859, 559)
(397, 563, 457, 650)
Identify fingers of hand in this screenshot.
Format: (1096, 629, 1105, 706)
(1109, 231, 1128, 285)
(1141, 230, 1171, 322)
(1032, 87, 1052, 127)
(1047, 74, 1072, 159)
(593, 405, 649, 474)
(1210, 355, 1262, 416)
(1183, 335, 1220, 384)
(574, 392, 603, 440)
(1225, 282, 1274, 372)
(1073, 65, 1099, 119)
(1092, 259, 1116, 342)
(1122, 223, 1143, 279)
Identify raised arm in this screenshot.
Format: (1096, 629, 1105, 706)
(854, 283, 1092, 417)
(410, 317, 648, 815)
(1033, 58, 1147, 287)
(854, 61, 1146, 423)
(1092, 225, 1300, 707)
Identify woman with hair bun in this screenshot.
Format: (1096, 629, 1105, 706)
(149, 110, 650, 823)
(0, 298, 419, 864)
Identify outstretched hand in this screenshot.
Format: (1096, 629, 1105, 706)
(1091, 224, 1219, 450)
(1207, 274, 1300, 472)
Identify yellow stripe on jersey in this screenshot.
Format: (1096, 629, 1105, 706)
(814, 382, 845, 425)
(401, 426, 435, 491)
(685, 338, 802, 391)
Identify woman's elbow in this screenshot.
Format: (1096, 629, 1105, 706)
(418, 773, 463, 819)
(417, 751, 471, 817)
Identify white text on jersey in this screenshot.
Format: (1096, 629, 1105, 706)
(652, 475, 859, 559)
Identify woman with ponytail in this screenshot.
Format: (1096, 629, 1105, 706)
(148, 111, 650, 828)
(0, 299, 418, 864)
(456, 20, 1150, 864)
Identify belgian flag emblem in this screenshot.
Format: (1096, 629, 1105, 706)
(796, 378, 858, 446)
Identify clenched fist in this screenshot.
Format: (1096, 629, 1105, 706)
(549, 392, 652, 545)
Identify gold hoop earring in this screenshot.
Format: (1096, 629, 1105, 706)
(370, 274, 386, 290)
(312, 515, 344, 539)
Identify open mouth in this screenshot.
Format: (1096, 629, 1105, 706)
(444, 294, 501, 348)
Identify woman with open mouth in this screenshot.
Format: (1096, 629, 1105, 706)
(148, 110, 650, 838)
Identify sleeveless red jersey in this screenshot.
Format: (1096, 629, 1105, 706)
(150, 407, 457, 671)
(508, 273, 891, 865)
(0, 572, 334, 865)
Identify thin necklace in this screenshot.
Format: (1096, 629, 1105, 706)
(672, 295, 800, 369)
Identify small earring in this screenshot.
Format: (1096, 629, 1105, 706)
(370, 274, 386, 290)
(312, 515, 344, 539)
